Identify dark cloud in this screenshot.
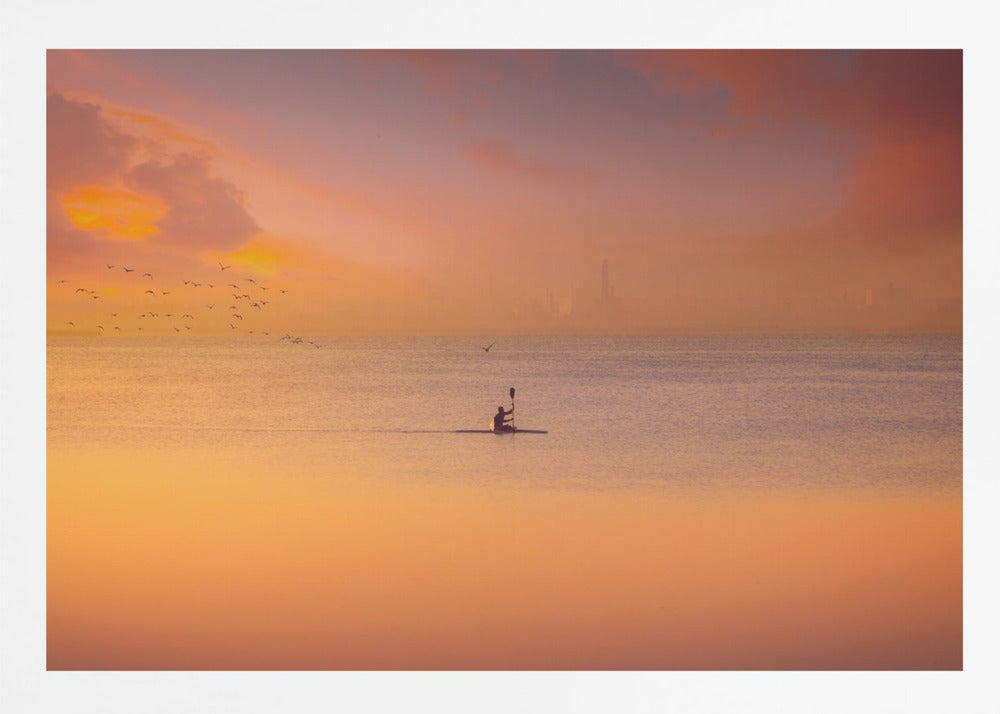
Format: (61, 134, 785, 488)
(618, 50, 962, 241)
(616, 50, 962, 143)
(125, 153, 259, 250)
(47, 93, 135, 191)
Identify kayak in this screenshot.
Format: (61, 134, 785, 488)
(464, 388, 547, 433)
(454, 428, 548, 434)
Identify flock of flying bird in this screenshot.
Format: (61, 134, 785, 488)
(55, 261, 322, 347)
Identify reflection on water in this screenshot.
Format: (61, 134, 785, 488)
(47, 335, 962, 669)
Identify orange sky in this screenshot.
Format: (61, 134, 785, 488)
(46, 50, 962, 335)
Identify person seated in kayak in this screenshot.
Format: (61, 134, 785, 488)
(493, 405, 514, 432)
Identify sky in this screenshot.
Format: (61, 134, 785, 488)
(46, 50, 963, 334)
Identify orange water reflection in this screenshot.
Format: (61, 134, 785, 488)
(47, 448, 961, 670)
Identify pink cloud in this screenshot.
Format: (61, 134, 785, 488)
(847, 134, 962, 230)
(510, 51, 557, 82)
(392, 50, 464, 97)
(106, 106, 215, 155)
(125, 153, 259, 251)
(47, 93, 135, 191)
(464, 137, 596, 184)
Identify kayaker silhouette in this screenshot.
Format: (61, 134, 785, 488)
(493, 405, 514, 432)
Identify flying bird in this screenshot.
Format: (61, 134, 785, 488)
(97, 325, 104, 331)
(144, 290, 155, 295)
(91, 295, 100, 299)
(481, 342, 496, 352)
(182, 314, 194, 319)
(75, 288, 88, 293)
(66, 322, 74, 327)
(206, 304, 215, 309)
(247, 278, 256, 284)
(280, 289, 288, 294)
(106, 264, 115, 269)
(143, 273, 152, 279)
(219, 262, 231, 271)
(111, 313, 118, 317)
(230, 323, 238, 330)
(232, 313, 243, 320)
(122, 266, 134, 272)
(114, 326, 121, 331)
(56, 280, 68, 284)
(161, 291, 170, 295)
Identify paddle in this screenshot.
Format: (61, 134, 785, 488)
(510, 387, 515, 432)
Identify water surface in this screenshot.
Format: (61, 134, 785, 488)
(47, 334, 962, 669)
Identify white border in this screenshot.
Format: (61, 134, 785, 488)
(3, 2, 996, 712)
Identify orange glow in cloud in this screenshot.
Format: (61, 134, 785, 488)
(221, 235, 413, 289)
(61, 185, 166, 240)
(221, 240, 283, 276)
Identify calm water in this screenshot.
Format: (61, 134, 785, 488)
(47, 334, 963, 669)
(48, 334, 962, 494)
